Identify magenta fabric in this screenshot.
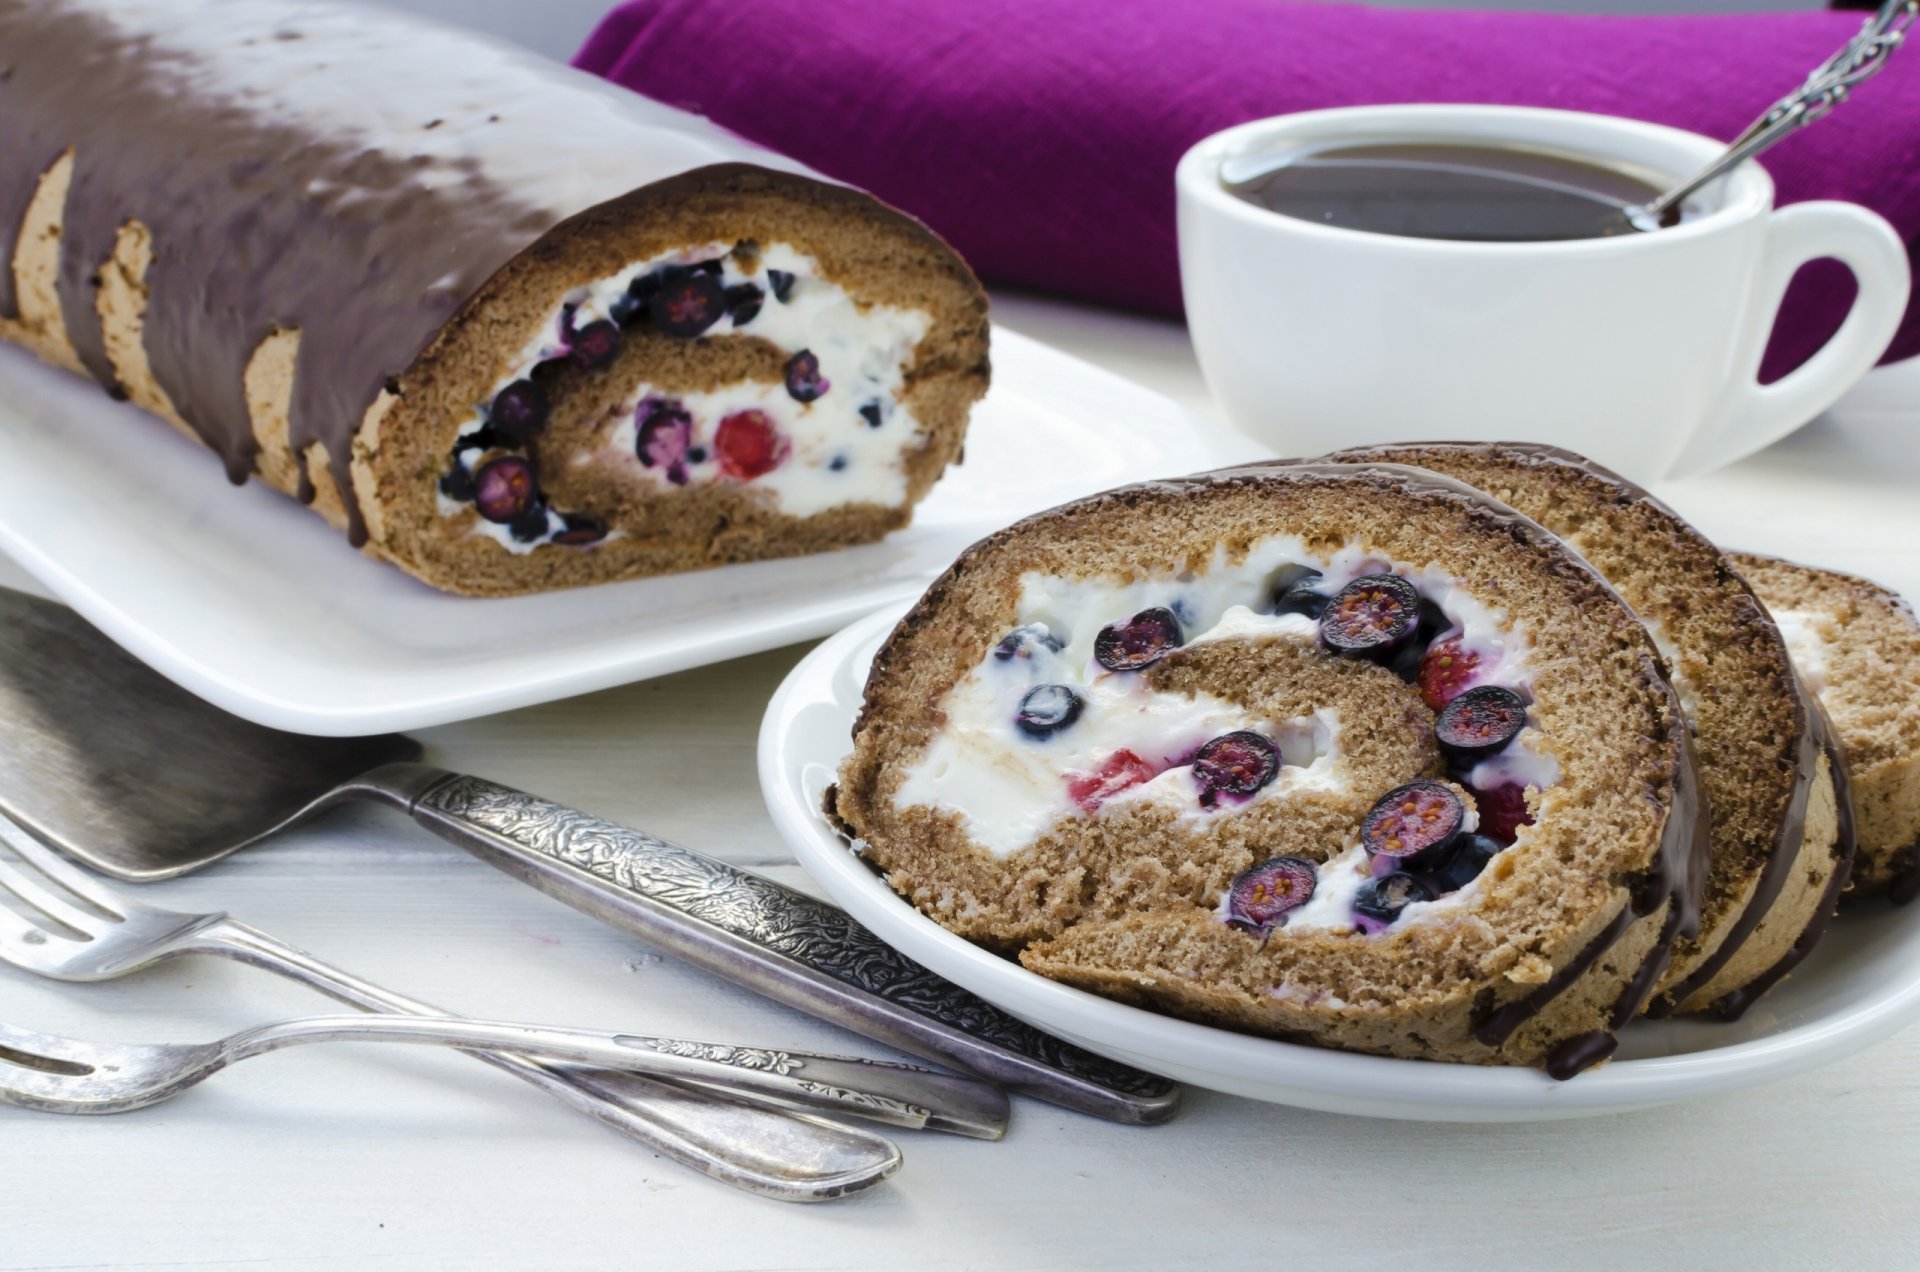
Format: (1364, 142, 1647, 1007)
(576, 1, 1920, 377)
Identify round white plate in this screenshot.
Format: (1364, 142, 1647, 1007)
(0, 329, 1266, 736)
(760, 607, 1920, 1121)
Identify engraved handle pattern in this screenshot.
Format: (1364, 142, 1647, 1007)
(417, 775, 1174, 1100)
(1639, 1, 1915, 223)
(788, 1080, 926, 1124)
(624, 1038, 930, 1124)
(635, 1039, 803, 1075)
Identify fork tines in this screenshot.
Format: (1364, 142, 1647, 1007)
(0, 812, 120, 934)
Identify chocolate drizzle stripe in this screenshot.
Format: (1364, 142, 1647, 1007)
(1710, 851, 1851, 1020)
(1611, 899, 1685, 1030)
(1486, 725, 1706, 1060)
(1545, 1029, 1618, 1081)
(0, 0, 807, 542)
(1710, 715, 1859, 1020)
(1474, 904, 1636, 1049)
(1648, 678, 1832, 1016)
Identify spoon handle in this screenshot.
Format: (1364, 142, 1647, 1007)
(198, 918, 903, 1200)
(223, 1014, 1008, 1139)
(362, 763, 1180, 1125)
(1638, 0, 1915, 225)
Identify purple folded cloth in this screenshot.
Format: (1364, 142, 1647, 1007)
(577, 0, 1920, 378)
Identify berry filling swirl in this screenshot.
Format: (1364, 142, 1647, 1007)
(439, 241, 932, 554)
(893, 536, 1560, 938)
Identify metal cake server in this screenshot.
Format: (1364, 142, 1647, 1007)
(0, 586, 1178, 1124)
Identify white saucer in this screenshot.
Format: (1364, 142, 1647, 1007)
(0, 329, 1266, 735)
(759, 607, 1920, 1121)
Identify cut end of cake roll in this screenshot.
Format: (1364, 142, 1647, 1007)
(1734, 552, 1920, 904)
(0, 2, 989, 596)
(1329, 443, 1850, 1020)
(357, 165, 989, 594)
(832, 461, 1707, 1075)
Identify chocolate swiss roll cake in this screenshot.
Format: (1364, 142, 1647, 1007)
(1331, 444, 1852, 1020)
(1733, 554, 1920, 904)
(0, 0, 989, 595)
(829, 463, 1707, 1076)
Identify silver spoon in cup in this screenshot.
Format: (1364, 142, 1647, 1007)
(1625, 0, 1916, 232)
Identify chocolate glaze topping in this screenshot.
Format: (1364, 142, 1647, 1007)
(1474, 907, 1637, 1050)
(0, 0, 798, 539)
(1455, 447, 1835, 1014)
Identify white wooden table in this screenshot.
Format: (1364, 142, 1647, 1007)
(3, 291, 1917, 1271)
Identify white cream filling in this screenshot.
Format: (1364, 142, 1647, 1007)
(895, 654, 1341, 858)
(589, 375, 913, 520)
(1771, 608, 1836, 697)
(893, 535, 1555, 878)
(1467, 729, 1561, 794)
(448, 242, 932, 549)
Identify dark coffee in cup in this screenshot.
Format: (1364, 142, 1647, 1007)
(1222, 141, 1686, 242)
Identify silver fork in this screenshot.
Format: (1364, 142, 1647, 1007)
(0, 1013, 1007, 1133)
(0, 815, 908, 1201)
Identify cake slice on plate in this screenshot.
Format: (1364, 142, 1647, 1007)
(831, 461, 1707, 1077)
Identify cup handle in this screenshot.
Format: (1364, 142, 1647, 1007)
(1671, 201, 1910, 477)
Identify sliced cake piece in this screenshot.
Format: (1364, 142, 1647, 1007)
(1332, 444, 1851, 1020)
(0, 0, 989, 595)
(831, 461, 1707, 1077)
(1734, 553, 1920, 903)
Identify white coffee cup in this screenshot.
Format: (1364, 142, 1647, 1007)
(1176, 105, 1910, 482)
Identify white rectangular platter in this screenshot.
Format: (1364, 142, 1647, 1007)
(0, 328, 1267, 735)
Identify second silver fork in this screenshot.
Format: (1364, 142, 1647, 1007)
(0, 814, 911, 1201)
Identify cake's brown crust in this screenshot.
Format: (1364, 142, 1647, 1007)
(1331, 443, 1851, 1019)
(0, 0, 989, 592)
(1733, 552, 1920, 902)
(834, 461, 1707, 1074)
